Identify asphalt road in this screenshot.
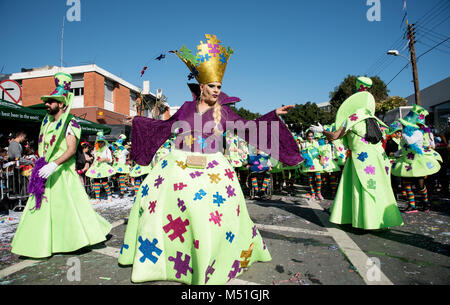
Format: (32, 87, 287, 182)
(0, 184, 449, 286)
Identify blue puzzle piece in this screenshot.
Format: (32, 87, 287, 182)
(141, 184, 149, 198)
(138, 236, 162, 264)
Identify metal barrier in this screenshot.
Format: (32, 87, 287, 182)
(1, 162, 30, 211)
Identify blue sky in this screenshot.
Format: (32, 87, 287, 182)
(1, 0, 449, 114)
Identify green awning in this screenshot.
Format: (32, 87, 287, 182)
(25, 103, 111, 135)
(0, 99, 44, 122)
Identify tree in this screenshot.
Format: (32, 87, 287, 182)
(229, 106, 261, 120)
(329, 75, 389, 115)
(282, 102, 334, 134)
(375, 96, 408, 116)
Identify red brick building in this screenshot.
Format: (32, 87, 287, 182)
(9, 65, 170, 125)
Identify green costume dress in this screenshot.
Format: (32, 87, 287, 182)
(300, 140, 323, 173)
(112, 149, 131, 174)
(11, 75, 111, 258)
(86, 146, 116, 179)
(320, 142, 341, 173)
(329, 107, 404, 229)
(423, 131, 443, 163)
(391, 128, 441, 177)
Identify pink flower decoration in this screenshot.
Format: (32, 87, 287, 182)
(90, 169, 96, 174)
(419, 114, 425, 120)
(364, 165, 375, 175)
(108, 169, 113, 173)
(350, 114, 358, 121)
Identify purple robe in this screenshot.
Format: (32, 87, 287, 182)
(131, 86, 302, 167)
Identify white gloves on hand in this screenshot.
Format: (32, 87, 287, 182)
(309, 123, 324, 133)
(38, 162, 58, 179)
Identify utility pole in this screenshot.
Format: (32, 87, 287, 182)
(408, 23, 421, 105)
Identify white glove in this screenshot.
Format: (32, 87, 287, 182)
(38, 162, 59, 179)
(310, 123, 323, 133)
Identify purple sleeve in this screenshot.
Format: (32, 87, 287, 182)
(130, 103, 186, 165)
(223, 106, 303, 166)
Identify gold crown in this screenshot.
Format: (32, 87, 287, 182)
(171, 34, 234, 84)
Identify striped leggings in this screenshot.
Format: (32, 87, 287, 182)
(117, 174, 126, 195)
(93, 179, 112, 200)
(308, 172, 322, 195)
(251, 176, 270, 191)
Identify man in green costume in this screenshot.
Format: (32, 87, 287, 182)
(11, 72, 112, 258)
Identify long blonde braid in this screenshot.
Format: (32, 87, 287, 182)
(212, 102, 222, 134)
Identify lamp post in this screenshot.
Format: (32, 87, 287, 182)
(387, 25, 421, 106)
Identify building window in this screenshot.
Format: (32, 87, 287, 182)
(105, 80, 114, 102)
(130, 92, 137, 111)
(71, 88, 84, 96)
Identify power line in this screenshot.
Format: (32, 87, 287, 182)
(385, 36, 450, 87)
(417, 37, 450, 59)
(417, 40, 450, 55)
(415, 0, 448, 28)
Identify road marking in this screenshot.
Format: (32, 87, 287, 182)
(305, 199, 393, 285)
(92, 246, 120, 259)
(0, 259, 41, 280)
(255, 223, 331, 237)
(0, 218, 126, 280)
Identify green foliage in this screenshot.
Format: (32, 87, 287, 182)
(282, 102, 334, 133)
(229, 106, 261, 120)
(375, 96, 408, 116)
(329, 75, 389, 116)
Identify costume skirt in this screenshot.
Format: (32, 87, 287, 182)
(118, 149, 271, 284)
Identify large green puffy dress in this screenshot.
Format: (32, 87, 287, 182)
(423, 131, 443, 163)
(11, 117, 112, 258)
(300, 140, 323, 173)
(391, 128, 441, 178)
(112, 149, 131, 174)
(329, 109, 404, 229)
(320, 142, 341, 173)
(85, 146, 116, 179)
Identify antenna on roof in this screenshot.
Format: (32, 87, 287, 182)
(60, 15, 65, 68)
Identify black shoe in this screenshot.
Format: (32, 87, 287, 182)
(119, 194, 124, 199)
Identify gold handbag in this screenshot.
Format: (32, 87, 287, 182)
(186, 155, 207, 169)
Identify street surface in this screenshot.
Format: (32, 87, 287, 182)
(0, 184, 449, 286)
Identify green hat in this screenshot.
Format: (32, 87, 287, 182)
(399, 109, 419, 128)
(95, 131, 108, 145)
(335, 91, 376, 129)
(355, 76, 372, 93)
(412, 104, 429, 126)
(113, 134, 127, 150)
(41, 72, 73, 105)
(387, 121, 402, 135)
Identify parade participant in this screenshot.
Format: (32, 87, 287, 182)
(112, 134, 130, 198)
(86, 132, 116, 204)
(118, 34, 302, 284)
(247, 147, 272, 199)
(385, 121, 404, 197)
(311, 77, 403, 230)
(224, 131, 244, 168)
(11, 72, 111, 258)
(414, 106, 443, 163)
(300, 129, 324, 200)
(235, 137, 250, 187)
(391, 106, 441, 212)
(320, 126, 341, 198)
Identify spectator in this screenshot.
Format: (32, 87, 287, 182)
(8, 131, 26, 161)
